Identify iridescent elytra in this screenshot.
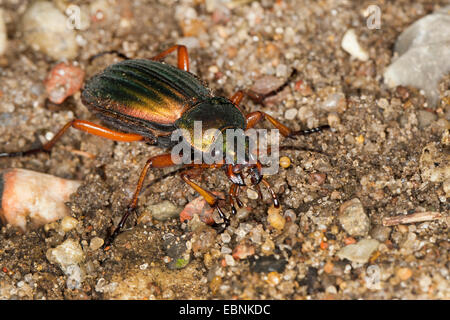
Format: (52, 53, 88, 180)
(0, 45, 329, 247)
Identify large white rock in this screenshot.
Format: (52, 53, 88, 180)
(384, 7, 450, 107)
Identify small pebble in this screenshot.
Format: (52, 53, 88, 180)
(250, 75, 285, 96)
(327, 112, 340, 127)
(297, 106, 314, 122)
(209, 276, 222, 295)
(323, 261, 334, 274)
(261, 238, 275, 255)
(232, 243, 255, 260)
(338, 198, 370, 236)
(180, 194, 221, 225)
(356, 135, 365, 144)
(247, 188, 259, 200)
(89, 237, 104, 251)
(60, 216, 79, 233)
(396, 267, 413, 281)
(148, 200, 182, 222)
(224, 254, 235, 266)
(417, 110, 437, 128)
(45, 62, 85, 104)
(309, 172, 326, 185)
(295, 80, 313, 96)
(279, 156, 291, 168)
(336, 239, 380, 263)
(220, 233, 231, 244)
(341, 29, 369, 61)
(320, 93, 346, 112)
(266, 271, 281, 286)
(46, 239, 85, 272)
(284, 108, 298, 120)
(370, 225, 392, 242)
(267, 205, 285, 231)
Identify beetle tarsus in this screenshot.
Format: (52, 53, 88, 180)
(288, 125, 331, 139)
(212, 205, 230, 233)
(0, 147, 50, 158)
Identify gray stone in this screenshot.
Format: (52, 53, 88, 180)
(384, 7, 450, 107)
(148, 200, 182, 221)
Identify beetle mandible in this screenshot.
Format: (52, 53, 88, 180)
(0, 45, 329, 246)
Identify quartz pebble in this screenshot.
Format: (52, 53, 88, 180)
(147, 200, 182, 221)
(60, 216, 79, 233)
(0, 168, 81, 231)
(46, 239, 85, 271)
(336, 239, 380, 263)
(341, 29, 369, 61)
(383, 7, 450, 107)
(284, 108, 298, 120)
(89, 237, 104, 251)
(21, 1, 78, 60)
(267, 205, 285, 231)
(338, 198, 370, 236)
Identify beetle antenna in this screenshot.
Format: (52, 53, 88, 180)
(279, 145, 330, 157)
(88, 50, 130, 64)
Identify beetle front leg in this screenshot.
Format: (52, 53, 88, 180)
(180, 172, 230, 232)
(0, 119, 144, 159)
(104, 153, 177, 248)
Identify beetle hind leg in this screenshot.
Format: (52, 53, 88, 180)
(0, 119, 145, 159)
(103, 153, 177, 248)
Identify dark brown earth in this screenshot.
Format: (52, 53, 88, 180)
(0, 0, 448, 300)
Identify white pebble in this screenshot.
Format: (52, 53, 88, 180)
(46, 239, 85, 272)
(341, 29, 369, 61)
(89, 237, 104, 251)
(297, 106, 314, 122)
(224, 254, 235, 266)
(139, 263, 149, 270)
(247, 188, 259, 200)
(221, 233, 231, 243)
(284, 108, 298, 120)
(60, 216, 78, 232)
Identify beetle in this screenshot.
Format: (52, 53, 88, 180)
(0, 45, 329, 246)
